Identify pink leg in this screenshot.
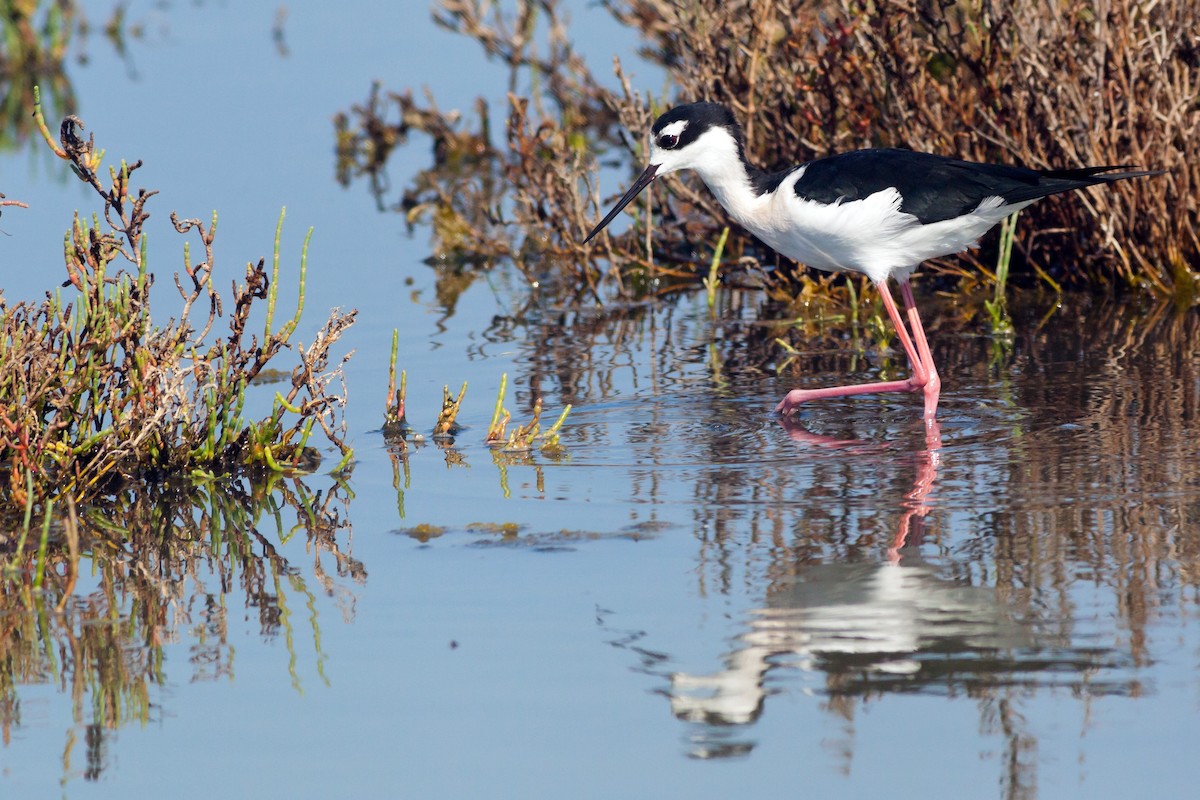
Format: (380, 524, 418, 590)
(775, 277, 941, 420)
(898, 280, 940, 419)
(888, 420, 943, 564)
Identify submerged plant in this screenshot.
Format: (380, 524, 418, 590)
(704, 226, 730, 315)
(379, 353, 572, 454)
(486, 373, 512, 443)
(383, 329, 411, 434)
(433, 383, 468, 440)
(485, 379, 571, 453)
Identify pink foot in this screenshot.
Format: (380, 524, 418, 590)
(774, 378, 924, 416)
(774, 277, 942, 420)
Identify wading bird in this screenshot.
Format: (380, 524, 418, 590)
(583, 102, 1158, 421)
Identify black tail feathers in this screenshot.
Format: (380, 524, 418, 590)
(1042, 165, 1165, 183)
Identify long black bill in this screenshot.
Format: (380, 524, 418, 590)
(583, 163, 659, 244)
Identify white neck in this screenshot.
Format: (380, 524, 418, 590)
(694, 149, 766, 228)
(655, 127, 768, 229)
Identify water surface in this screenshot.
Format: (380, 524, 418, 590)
(2, 4, 1198, 798)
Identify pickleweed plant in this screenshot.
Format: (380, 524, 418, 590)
(0, 87, 356, 518)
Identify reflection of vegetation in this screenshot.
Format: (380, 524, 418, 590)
(382, 364, 573, 517)
(1, 0, 77, 151)
(0, 94, 355, 523)
(556, 293, 1200, 786)
(338, 0, 1198, 307)
(761, 303, 1200, 775)
(0, 1, 139, 153)
(335, 81, 610, 306)
(1, 474, 360, 784)
(691, 297, 1200, 629)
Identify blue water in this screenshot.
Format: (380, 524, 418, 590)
(3, 3, 1200, 798)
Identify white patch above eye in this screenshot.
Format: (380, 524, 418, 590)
(658, 120, 688, 140)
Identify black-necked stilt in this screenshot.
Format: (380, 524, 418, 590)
(584, 102, 1160, 420)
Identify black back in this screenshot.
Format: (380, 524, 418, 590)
(786, 148, 1145, 224)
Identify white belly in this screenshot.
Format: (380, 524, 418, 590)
(738, 175, 1030, 284)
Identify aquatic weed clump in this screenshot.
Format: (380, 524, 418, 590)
(381, 328, 570, 454)
(335, 85, 614, 301)
(0, 90, 356, 517)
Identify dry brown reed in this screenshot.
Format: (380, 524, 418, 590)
(622, 0, 1197, 295)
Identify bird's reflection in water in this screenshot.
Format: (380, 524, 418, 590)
(776, 415, 943, 563)
(669, 417, 1030, 756)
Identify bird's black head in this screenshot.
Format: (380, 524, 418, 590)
(583, 102, 746, 245)
(650, 102, 742, 153)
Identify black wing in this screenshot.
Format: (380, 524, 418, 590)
(787, 148, 1153, 224)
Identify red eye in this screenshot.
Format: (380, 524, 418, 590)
(659, 133, 679, 149)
